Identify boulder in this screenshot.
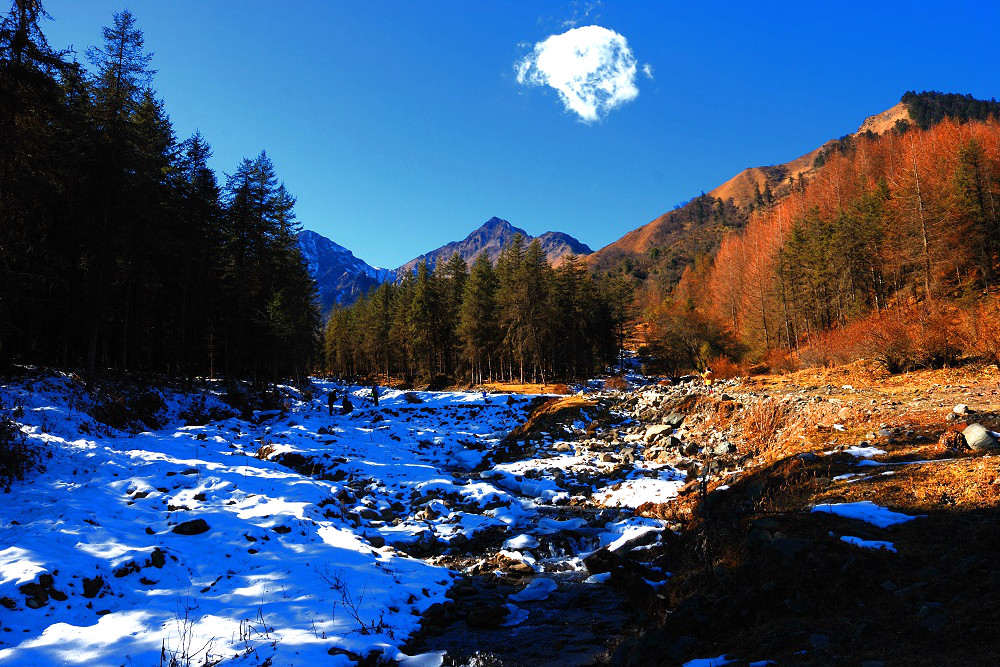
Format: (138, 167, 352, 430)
(963, 423, 998, 451)
(643, 424, 673, 443)
(465, 604, 510, 629)
(663, 412, 685, 428)
(82, 576, 104, 598)
(171, 518, 210, 535)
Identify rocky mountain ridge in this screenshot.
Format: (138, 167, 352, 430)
(395, 216, 592, 276)
(300, 217, 592, 311)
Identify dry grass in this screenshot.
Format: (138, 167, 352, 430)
(505, 395, 597, 442)
(740, 397, 793, 455)
(478, 382, 566, 395)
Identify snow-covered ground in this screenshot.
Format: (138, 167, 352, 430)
(0, 373, 676, 666)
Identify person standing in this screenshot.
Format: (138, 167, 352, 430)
(371, 381, 379, 407)
(702, 366, 715, 394)
(327, 389, 335, 416)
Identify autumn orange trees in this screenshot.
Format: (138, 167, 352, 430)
(671, 117, 1000, 371)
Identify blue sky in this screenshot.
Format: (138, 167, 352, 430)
(43, 1, 1000, 268)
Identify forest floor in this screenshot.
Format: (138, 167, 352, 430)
(2, 363, 998, 666)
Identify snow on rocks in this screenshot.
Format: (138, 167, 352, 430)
(840, 536, 897, 552)
(811, 501, 918, 528)
(2, 373, 709, 665)
(0, 375, 531, 666)
(598, 476, 685, 509)
(508, 577, 558, 602)
(503, 534, 539, 551)
(683, 656, 734, 667)
(842, 445, 887, 458)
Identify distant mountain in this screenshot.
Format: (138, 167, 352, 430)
(297, 230, 392, 311)
(396, 216, 592, 276)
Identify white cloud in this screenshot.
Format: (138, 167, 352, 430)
(515, 25, 640, 123)
(642, 63, 654, 79)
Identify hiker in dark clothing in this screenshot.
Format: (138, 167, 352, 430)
(327, 390, 335, 416)
(371, 382, 379, 407)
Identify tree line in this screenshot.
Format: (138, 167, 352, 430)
(324, 236, 633, 384)
(0, 3, 319, 381)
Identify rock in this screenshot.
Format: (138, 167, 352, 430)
(953, 404, 972, 416)
(609, 529, 660, 554)
(554, 443, 573, 453)
(421, 601, 456, 628)
(403, 392, 424, 404)
(663, 412, 685, 428)
(583, 548, 618, 575)
(600, 452, 617, 463)
(506, 561, 535, 577)
(647, 448, 672, 464)
(937, 430, 968, 452)
(366, 534, 386, 548)
(150, 548, 166, 568)
(82, 576, 104, 599)
(711, 442, 734, 456)
(465, 604, 510, 629)
(920, 610, 948, 632)
(643, 425, 672, 443)
(766, 537, 812, 560)
(19, 582, 48, 608)
(963, 423, 998, 451)
(171, 518, 210, 535)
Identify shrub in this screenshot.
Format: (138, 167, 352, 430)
(178, 394, 237, 426)
(741, 397, 792, 454)
(90, 389, 167, 432)
(603, 376, 627, 391)
(707, 355, 743, 379)
(962, 297, 1000, 364)
(0, 403, 35, 491)
(862, 311, 917, 373)
(762, 347, 798, 374)
(797, 320, 868, 369)
(912, 302, 962, 368)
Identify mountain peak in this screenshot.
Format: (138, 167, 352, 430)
(482, 216, 512, 230)
(297, 229, 392, 312)
(396, 217, 590, 274)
